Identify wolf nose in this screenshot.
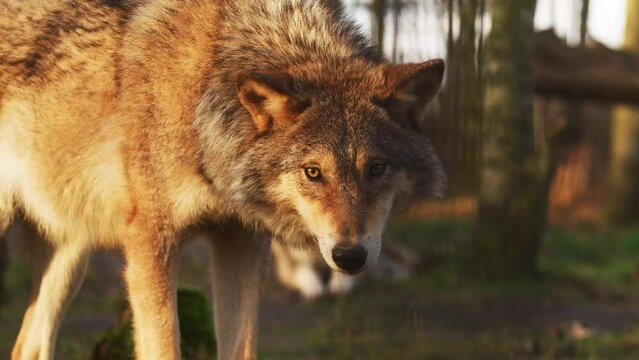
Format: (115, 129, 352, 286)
(331, 243, 367, 273)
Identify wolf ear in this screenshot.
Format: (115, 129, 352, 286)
(236, 72, 309, 133)
(380, 59, 444, 129)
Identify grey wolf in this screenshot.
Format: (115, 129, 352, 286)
(0, 0, 444, 358)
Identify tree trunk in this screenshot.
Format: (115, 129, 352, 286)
(608, 0, 639, 225)
(458, 0, 481, 193)
(470, 0, 543, 279)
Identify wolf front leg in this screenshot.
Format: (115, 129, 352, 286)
(208, 224, 270, 360)
(123, 232, 181, 360)
(12, 225, 90, 360)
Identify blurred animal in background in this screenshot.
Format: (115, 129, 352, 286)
(272, 232, 420, 299)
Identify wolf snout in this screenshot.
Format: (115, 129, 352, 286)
(331, 242, 367, 273)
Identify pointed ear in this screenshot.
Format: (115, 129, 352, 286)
(380, 59, 444, 129)
(236, 72, 309, 133)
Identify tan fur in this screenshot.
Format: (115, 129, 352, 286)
(0, 1, 444, 359)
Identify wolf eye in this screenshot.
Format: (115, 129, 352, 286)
(304, 167, 322, 181)
(368, 163, 387, 177)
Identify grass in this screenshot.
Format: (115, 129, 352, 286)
(541, 227, 639, 288)
(392, 219, 639, 297)
(3, 220, 639, 359)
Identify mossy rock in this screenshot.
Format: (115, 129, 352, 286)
(177, 288, 216, 359)
(93, 288, 216, 360)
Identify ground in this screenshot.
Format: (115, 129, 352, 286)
(2, 219, 639, 359)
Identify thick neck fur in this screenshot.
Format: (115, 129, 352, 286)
(212, 1, 380, 71)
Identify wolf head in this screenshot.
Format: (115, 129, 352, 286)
(224, 59, 445, 274)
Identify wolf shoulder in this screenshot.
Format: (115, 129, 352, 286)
(0, 0, 128, 91)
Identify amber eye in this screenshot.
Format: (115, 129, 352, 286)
(368, 163, 387, 177)
(304, 167, 322, 181)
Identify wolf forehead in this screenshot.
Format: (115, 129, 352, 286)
(245, 69, 426, 142)
(257, 90, 435, 166)
(291, 110, 424, 160)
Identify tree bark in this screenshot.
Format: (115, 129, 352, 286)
(608, 0, 639, 225)
(471, 0, 542, 279)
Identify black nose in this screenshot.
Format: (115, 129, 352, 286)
(331, 243, 367, 273)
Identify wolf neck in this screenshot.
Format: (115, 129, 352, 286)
(212, 0, 378, 72)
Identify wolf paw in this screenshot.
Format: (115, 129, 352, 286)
(294, 266, 325, 299)
(328, 272, 355, 295)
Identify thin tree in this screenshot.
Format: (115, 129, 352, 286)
(608, 0, 639, 225)
(390, 0, 402, 62)
(370, 0, 388, 53)
(470, 0, 544, 279)
(579, 0, 590, 46)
